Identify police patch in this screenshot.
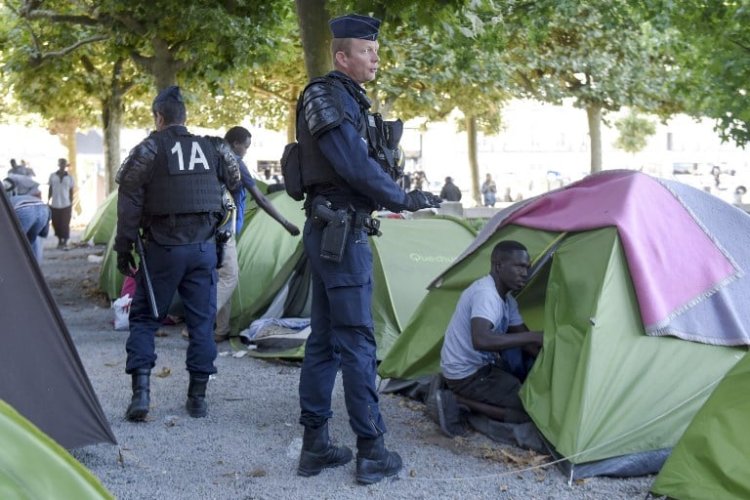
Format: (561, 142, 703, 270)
(168, 139, 212, 174)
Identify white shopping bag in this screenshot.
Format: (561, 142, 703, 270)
(112, 294, 132, 331)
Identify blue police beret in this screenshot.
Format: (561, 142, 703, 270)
(153, 85, 183, 107)
(329, 14, 380, 41)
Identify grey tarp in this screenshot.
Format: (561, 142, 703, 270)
(0, 192, 117, 449)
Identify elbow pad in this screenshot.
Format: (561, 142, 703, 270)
(208, 137, 241, 191)
(116, 137, 158, 188)
(303, 82, 344, 138)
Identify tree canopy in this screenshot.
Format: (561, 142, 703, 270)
(666, 0, 750, 147)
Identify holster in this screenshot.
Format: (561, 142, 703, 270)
(312, 197, 350, 263)
(215, 229, 231, 269)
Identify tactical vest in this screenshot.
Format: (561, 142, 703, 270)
(144, 128, 223, 216)
(298, 74, 403, 190)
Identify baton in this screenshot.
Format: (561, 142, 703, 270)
(135, 234, 160, 319)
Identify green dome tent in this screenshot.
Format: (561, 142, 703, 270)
(0, 400, 112, 499)
(651, 351, 750, 500)
(379, 171, 750, 478)
(81, 191, 118, 245)
(98, 230, 126, 301)
(229, 192, 307, 336)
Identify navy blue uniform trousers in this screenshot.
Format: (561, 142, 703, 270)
(126, 241, 218, 375)
(298, 218, 387, 438)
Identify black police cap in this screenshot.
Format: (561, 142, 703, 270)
(329, 14, 380, 41)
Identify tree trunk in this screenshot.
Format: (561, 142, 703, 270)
(286, 86, 299, 143)
(466, 115, 481, 206)
(49, 117, 81, 215)
(132, 37, 181, 90)
(295, 0, 332, 79)
(103, 93, 123, 193)
(587, 104, 603, 173)
(151, 37, 180, 90)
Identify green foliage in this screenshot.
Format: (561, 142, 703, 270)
(376, 0, 509, 133)
(614, 110, 656, 154)
(666, 0, 750, 147)
(188, 5, 305, 131)
(499, 0, 681, 115)
(2, 0, 291, 128)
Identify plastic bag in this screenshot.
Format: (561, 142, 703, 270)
(113, 294, 132, 331)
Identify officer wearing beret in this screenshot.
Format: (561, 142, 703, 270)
(114, 86, 240, 422)
(295, 14, 441, 484)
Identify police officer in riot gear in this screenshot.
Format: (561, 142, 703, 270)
(295, 14, 441, 485)
(114, 86, 240, 422)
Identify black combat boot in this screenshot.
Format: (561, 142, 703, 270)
(355, 436, 403, 485)
(125, 368, 150, 422)
(297, 423, 353, 477)
(185, 373, 209, 418)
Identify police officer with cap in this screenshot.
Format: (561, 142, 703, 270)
(295, 13, 441, 484)
(114, 85, 240, 422)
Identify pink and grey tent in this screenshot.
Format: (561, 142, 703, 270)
(0, 192, 116, 449)
(379, 170, 749, 478)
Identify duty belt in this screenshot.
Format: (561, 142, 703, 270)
(308, 195, 381, 236)
(352, 211, 381, 237)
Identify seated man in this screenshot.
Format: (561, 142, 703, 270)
(440, 240, 543, 427)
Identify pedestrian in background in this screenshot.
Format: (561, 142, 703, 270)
(440, 176, 462, 202)
(481, 173, 497, 207)
(48, 158, 75, 249)
(3, 178, 50, 262)
(213, 126, 300, 343)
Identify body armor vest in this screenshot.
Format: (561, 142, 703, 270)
(144, 128, 223, 216)
(298, 74, 403, 190)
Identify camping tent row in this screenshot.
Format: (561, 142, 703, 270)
(379, 170, 750, 480)
(91, 191, 478, 360)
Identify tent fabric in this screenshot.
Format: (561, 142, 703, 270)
(99, 230, 126, 301)
(651, 352, 750, 500)
(446, 170, 747, 345)
(0, 400, 113, 499)
(0, 193, 117, 449)
(378, 171, 748, 476)
(230, 192, 307, 335)
(228, 193, 477, 360)
(81, 190, 118, 245)
(651, 180, 750, 345)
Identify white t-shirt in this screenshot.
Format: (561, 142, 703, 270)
(440, 275, 523, 380)
(48, 171, 75, 209)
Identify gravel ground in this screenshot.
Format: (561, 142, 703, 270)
(43, 233, 655, 499)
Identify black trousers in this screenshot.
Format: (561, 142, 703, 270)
(50, 205, 72, 240)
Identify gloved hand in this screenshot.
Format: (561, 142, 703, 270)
(405, 190, 442, 211)
(284, 220, 301, 236)
(117, 251, 136, 277)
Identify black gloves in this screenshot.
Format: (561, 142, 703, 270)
(405, 190, 442, 212)
(117, 251, 136, 277)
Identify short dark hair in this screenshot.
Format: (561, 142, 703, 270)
(224, 126, 252, 145)
(153, 100, 186, 125)
(332, 38, 353, 58)
(491, 240, 528, 263)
